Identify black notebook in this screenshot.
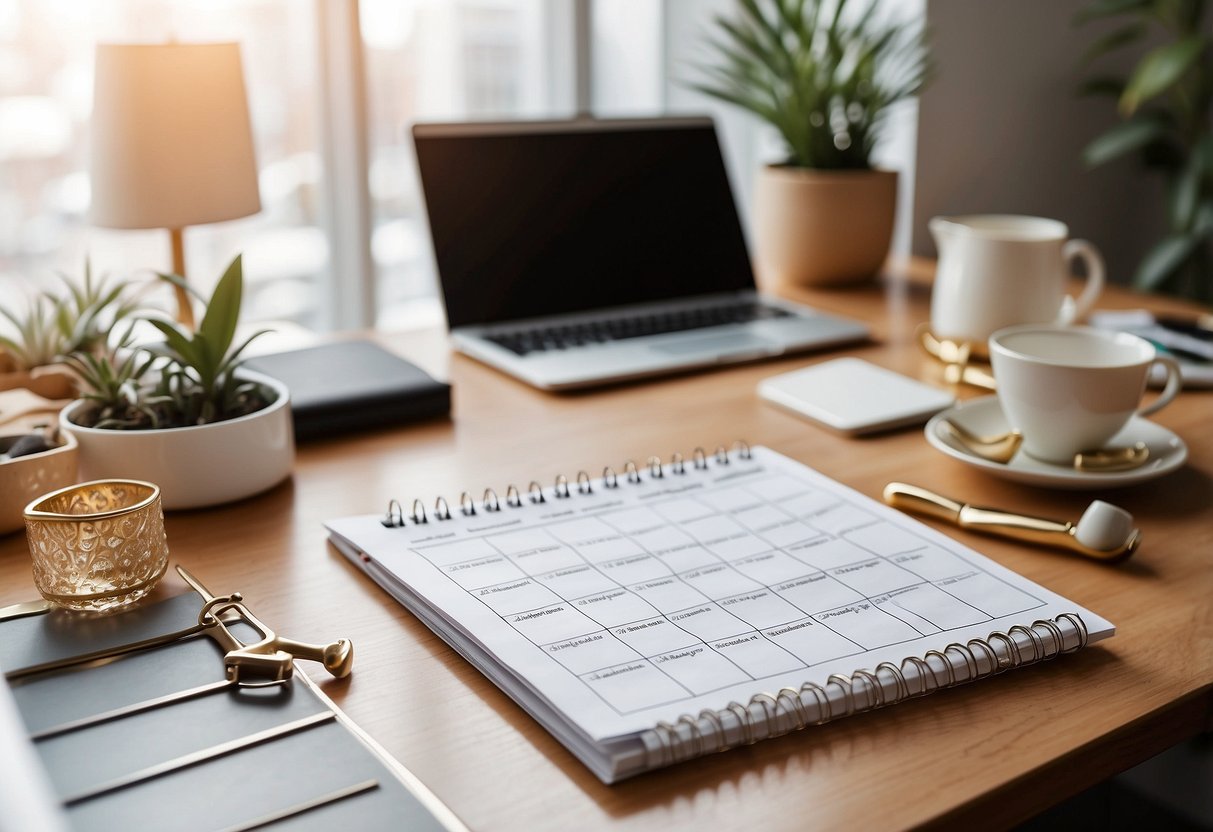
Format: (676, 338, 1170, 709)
(247, 340, 451, 441)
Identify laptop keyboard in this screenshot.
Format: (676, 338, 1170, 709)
(484, 301, 795, 356)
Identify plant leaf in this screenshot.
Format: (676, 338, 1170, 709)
(1134, 233, 1200, 290)
(1080, 22, 1147, 66)
(1074, 0, 1154, 24)
(1082, 116, 1167, 166)
(1077, 75, 1127, 98)
(156, 271, 208, 303)
(1120, 36, 1205, 115)
(198, 256, 243, 362)
(146, 318, 199, 368)
(215, 328, 272, 378)
(1169, 137, 1212, 229)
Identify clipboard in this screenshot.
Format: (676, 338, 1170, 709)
(0, 574, 466, 832)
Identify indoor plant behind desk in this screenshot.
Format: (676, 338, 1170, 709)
(59, 256, 294, 510)
(694, 0, 930, 287)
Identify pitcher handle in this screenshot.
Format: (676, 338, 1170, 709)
(1058, 239, 1105, 324)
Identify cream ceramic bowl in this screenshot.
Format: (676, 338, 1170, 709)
(60, 372, 294, 510)
(0, 430, 79, 535)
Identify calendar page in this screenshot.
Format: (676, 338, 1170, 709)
(327, 448, 1113, 741)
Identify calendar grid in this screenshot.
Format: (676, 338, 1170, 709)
(410, 459, 1045, 717)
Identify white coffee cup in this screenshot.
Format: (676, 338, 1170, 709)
(988, 325, 1182, 464)
(930, 215, 1105, 343)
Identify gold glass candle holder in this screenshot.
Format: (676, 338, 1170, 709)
(24, 479, 169, 612)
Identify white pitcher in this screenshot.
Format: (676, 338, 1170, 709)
(929, 215, 1104, 344)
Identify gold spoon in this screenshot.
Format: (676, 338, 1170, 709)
(943, 419, 1023, 463)
(1074, 442, 1150, 472)
(942, 419, 1151, 472)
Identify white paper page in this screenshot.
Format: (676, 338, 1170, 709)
(326, 447, 1113, 742)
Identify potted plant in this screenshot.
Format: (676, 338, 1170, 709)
(694, 0, 930, 287)
(0, 262, 141, 400)
(1076, 0, 1213, 303)
(59, 255, 294, 510)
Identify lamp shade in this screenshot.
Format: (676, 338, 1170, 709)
(90, 42, 261, 230)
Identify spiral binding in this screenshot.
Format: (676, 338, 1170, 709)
(375, 444, 1094, 774)
(380, 441, 753, 527)
(643, 613, 1089, 770)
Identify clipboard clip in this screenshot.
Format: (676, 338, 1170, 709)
(177, 566, 354, 685)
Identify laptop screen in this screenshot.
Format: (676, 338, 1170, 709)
(413, 119, 755, 329)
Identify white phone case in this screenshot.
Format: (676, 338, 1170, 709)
(758, 358, 955, 435)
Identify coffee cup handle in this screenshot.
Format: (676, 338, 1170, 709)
(1138, 355, 1183, 417)
(1058, 239, 1105, 323)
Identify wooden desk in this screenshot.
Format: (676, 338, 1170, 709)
(3, 259, 1210, 830)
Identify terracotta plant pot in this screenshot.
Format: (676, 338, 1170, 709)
(0, 430, 79, 535)
(60, 371, 294, 510)
(752, 166, 897, 288)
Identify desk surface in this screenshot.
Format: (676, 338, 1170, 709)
(3, 259, 1211, 831)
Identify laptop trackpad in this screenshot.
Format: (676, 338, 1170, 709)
(650, 332, 778, 357)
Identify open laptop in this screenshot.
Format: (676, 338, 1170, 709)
(412, 116, 868, 390)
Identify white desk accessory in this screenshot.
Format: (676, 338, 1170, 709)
(759, 358, 954, 435)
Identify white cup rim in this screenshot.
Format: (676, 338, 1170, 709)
(989, 324, 1154, 370)
(930, 214, 1069, 242)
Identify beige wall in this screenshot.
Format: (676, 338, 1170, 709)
(913, 0, 1167, 285)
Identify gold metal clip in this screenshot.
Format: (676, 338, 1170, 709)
(177, 566, 354, 685)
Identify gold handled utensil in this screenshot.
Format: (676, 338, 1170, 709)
(942, 419, 1023, 463)
(883, 482, 1141, 562)
(942, 419, 1151, 472)
(177, 566, 354, 683)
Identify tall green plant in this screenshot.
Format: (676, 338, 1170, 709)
(1077, 0, 1213, 302)
(693, 0, 931, 169)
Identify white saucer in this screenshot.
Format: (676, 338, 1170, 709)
(924, 396, 1188, 489)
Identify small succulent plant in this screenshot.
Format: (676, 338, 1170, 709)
(53, 260, 147, 356)
(0, 296, 68, 372)
(66, 255, 272, 430)
(0, 260, 143, 372)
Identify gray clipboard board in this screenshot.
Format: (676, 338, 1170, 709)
(1, 589, 466, 832)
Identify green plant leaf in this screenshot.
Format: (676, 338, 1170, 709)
(199, 255, 244, 362)
(1082, 117, 1167, 166)
(1133, 233, 1201, 290)
(1080, 22, 1147, 66)
(1077, 75, 1127, 98)
(1120, 36, 1206, 115)
(147, 318, 199, 368)
(156, 271, 208, 303)
(1074, 0, 1154, 24)
(215, 328, 272, 378)
(1169, 138, 1212, 229)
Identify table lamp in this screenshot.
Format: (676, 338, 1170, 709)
(90, 42, 261, 329)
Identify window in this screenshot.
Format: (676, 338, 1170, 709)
(1, 1, 922, 333)
(360, 0, 574, 330)
(0, 0, 328, 327)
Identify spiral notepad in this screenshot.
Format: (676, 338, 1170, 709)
(325, 444, 1114, 783)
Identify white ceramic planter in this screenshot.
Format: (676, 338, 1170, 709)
(60, 371, 294, 510)
(752, 166, 897, 288)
